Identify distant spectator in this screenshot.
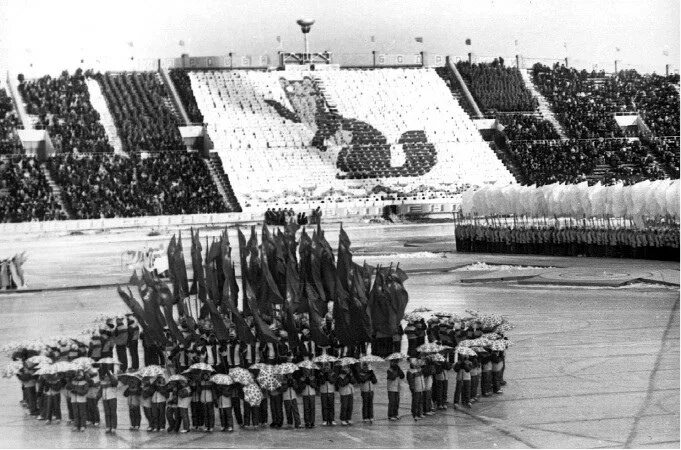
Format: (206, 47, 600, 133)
(0, 156, 66, 223)
(169, 69, 204, 124)
(96, 72, 185, 152)
(18, 69, 113, 153)
(47, 152, 227, 219)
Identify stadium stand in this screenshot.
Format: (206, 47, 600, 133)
(169, 69, 204, 124)
(507, 138, 667, 186)
(47, 152, 228, 219)
(188, 68, 514, 207)
(96, 72, 185, 152)
(497, 114, 561, 141)
(532, 63, 680, 139)
(0, 87, 23, 155)
(0, 156, 66, 223)
(456, 59, 538, 113)
(645, 137, 680, 179)
(17, 69, 113, 153)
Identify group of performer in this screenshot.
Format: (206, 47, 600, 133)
(455, 222, 679, 261)
(10, 311, 510, 434)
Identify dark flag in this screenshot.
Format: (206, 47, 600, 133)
(336, 224, 352, 292)
(174, 231, 190, 300)
(333, 279, 354, 346)
(305, 283, 329, 346)
(368, 267, 393, 339)
(167, 234, 179, 300)
(237, 227, 250, 314)
(221, 236, 239, 310)
(387, 269, 409, 331)
(153, 279, 186, 345)
(190, 228, 207, 302)
(349, 265, 372, 343)
(222, 286, 255, 344)
(261, 249, 285, 305)
(286, 255, 306, 313)
(244, 274, 279, 344)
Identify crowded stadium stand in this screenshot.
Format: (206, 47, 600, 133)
(187, 67, 514, 207)
(456, 59, 538, 114)
(169, 69, 204, 124)
(95, 72, 185, 152)
(46, 152, 228, 219)
(532, 63, 680, 139)
(497, 113, 561, 141)
(0, 156, 66, 223)
(0, 87, 23, 155)
(17, 69, 113, 153)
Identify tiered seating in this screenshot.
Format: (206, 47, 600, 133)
(646, 137, 680, 178)
(498, 114, 560, 141)
(532, 63, 680, 139)
(207, 152, 242, 212)
(47, 152, 228, 219)
(96, 72, 185, 152)
(0, 87, 23, 155)
(188, 68, 514, 207)
(18, 69, 113, 152)
(508, 138, 666, 186)
(0, 156, 66, 223)
(169, 69, 204, 123)
(456, 60, 537, 113)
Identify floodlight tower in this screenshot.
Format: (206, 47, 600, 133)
(296, 18, 315, 59)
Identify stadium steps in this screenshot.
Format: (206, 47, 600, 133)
(205, 152, 242, 212)
(5, 74, 32, 130)
(40, 162, 74, 219)
(435, 63, 482, 119)
(520, 69, 568, 139)
(488, 141, 527, 185)
(158, 69, 190, 125)
(85, 77, 124, 154)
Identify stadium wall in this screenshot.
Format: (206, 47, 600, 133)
(0, 199, 458, 234)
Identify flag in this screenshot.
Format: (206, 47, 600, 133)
(305, 283, 329, 346)
(415, 37, 423, 43)
(236, 227, 250, 314)
(370, 35, 375, 43)
(223, 291, 255, 344)
(221, 235, 239, 310)
(174, 231, 190, 300)
(368, 267, 393, 339)
(166, 234, 179, 300)
(261, 249, 285, 304)
(333, 280, 354, 346)
(336, 223, 352, 292)
(465, 38, 471, 46)
(349, 265, 372, 342)
(245, 275, 279, 344)
(286, 255, 305, 313)
(190, 228, 206, 302)
(387, 270, 409, 332)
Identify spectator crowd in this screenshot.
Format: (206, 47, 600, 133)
(96, 72, 185, 152)
(18, 69, 113, 153)
(47, 152, 227, 219)
(0, 156, 66, 223)
(532, 63, 680, 139)
(497, 114, 560, 141)
(457, 59, 537, 113)
(169, 69, 204, 124)
(0, 87, 23, 155)
(507, 138, 667, 186)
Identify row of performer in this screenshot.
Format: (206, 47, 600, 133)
(455, 224, 679, 260)
(16, 353, 506, 433)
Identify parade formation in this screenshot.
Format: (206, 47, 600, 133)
(4, 224, 513, 434)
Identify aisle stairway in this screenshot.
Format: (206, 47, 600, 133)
(85, 78, 123, 153)
(520, 69, 568, 139)
(40, 162, 73, 219)
(205, 153, 242, 212)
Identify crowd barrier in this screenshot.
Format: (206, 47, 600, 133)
(0, 199, 460, 234)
